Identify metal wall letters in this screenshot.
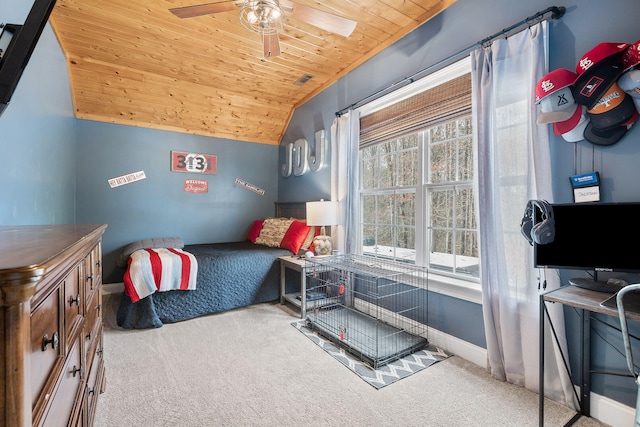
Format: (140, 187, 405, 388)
(281, 129, 328, 177)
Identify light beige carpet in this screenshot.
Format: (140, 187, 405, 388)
(96, 294, 607, 426)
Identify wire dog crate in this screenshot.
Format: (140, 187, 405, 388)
(305, 254, 428, 369)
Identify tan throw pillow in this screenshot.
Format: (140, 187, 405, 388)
(255, 217, 294, 247)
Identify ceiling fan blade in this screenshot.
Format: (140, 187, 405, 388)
(263, 33, 281, 58)
(280, 0, 356, 37)
(169, 1, 239, 19)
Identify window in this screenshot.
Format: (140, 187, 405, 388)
(357, 58, 479, 280)
(361, 135, 417, 262)
(425, 116, 477, 278)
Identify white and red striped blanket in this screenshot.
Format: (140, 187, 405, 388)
(124, 248, 198, 303)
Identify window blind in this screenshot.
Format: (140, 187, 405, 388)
(359, 73, 471, 147)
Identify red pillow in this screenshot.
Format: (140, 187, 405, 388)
(246, 219, 264, 243)
(280, 220, 312, 254)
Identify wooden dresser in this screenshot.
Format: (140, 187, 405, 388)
(0, 224, 107, 427)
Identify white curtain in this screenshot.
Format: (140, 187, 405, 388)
(330, 111, 360, 254)
(472, 21, 575, 407)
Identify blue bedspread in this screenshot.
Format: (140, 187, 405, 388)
(116, 241, 291, 329)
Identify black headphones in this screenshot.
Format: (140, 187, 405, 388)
(520, 200, 555, 245)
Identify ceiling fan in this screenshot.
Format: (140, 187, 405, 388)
(169, 0, 357, 59)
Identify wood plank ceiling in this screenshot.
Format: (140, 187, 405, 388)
(49, 0, 457, 145)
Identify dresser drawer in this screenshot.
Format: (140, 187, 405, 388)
(84, 326, 104, 427)
(40, 336, 83, 427)
(84, 291, 102, 375)
(83, 245, 102, 302)
(84, 287, 101, 346)
(64, 265, 82, 336)
(91, 244, 102, 286)
(30, 287, 62, 406)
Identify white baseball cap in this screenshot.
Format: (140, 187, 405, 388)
(618, 69, 640, 111)
(560, 107, 590, 142)
(537, 86, 579, 124)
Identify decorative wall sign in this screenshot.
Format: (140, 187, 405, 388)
(281, 129, 328, 177)
(108, 170, 146, 188)
(235, 178, 265, 196)
(171, 151, 217, 174)
(184, 179, 208, 193)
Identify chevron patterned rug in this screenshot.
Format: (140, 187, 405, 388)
(292, 320, 450, 389)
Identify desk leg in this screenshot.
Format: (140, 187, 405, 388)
(540, 296, 588, 427)
(539, 294, 545, 427)
(580, 308, 591, 417)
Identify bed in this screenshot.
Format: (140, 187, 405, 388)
(116, 202, 310, 329)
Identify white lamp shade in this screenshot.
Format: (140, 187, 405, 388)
(306, 200, 338, 227)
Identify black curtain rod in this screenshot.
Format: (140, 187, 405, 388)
(335, 5, 566, 117)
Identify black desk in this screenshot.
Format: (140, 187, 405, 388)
(539, 285, 640, 426)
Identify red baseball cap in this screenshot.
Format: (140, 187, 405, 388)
(535, 68, 578, 124)
(535, 68, 576, 102)
(622, 39, 640, 71)
(573, 42, 629, 109)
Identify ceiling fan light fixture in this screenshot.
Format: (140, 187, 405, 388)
(240, 0, 285, 35)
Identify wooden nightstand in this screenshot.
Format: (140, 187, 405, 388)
(279, 255, 310, 318)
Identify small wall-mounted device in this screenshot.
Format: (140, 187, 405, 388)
(570, 171, 600, 203)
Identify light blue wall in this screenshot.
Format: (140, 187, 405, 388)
(75, 121, 279, 282)
(0, 5, 76, 225)
(278, 0, 640, 408)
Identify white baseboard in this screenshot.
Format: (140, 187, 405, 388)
(428, 327, 635, 426)
(102, 282, 124, 295)
(428, 326, 488, 368)
(589, 390, 635, 427)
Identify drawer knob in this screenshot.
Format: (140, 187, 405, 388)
(86, 331, 93, 341)
(88, 387, 96, 396)
(68, 294, 81, 307)
(41, 332, 59, 351)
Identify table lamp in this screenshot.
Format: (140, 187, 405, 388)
(306, 199, 338, 255)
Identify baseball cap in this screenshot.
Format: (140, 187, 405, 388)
(560, 108, 590, 143)
(584, 82, 639, 146)
(622, 39, 640, 71)
(553, 104, 584, 135)
(537, 87, 579, 124)
(583, 111, 637, 146)
(535, 68, 579, 124)
(573, 42, 629, 109)
(618, 68, 640, 111)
